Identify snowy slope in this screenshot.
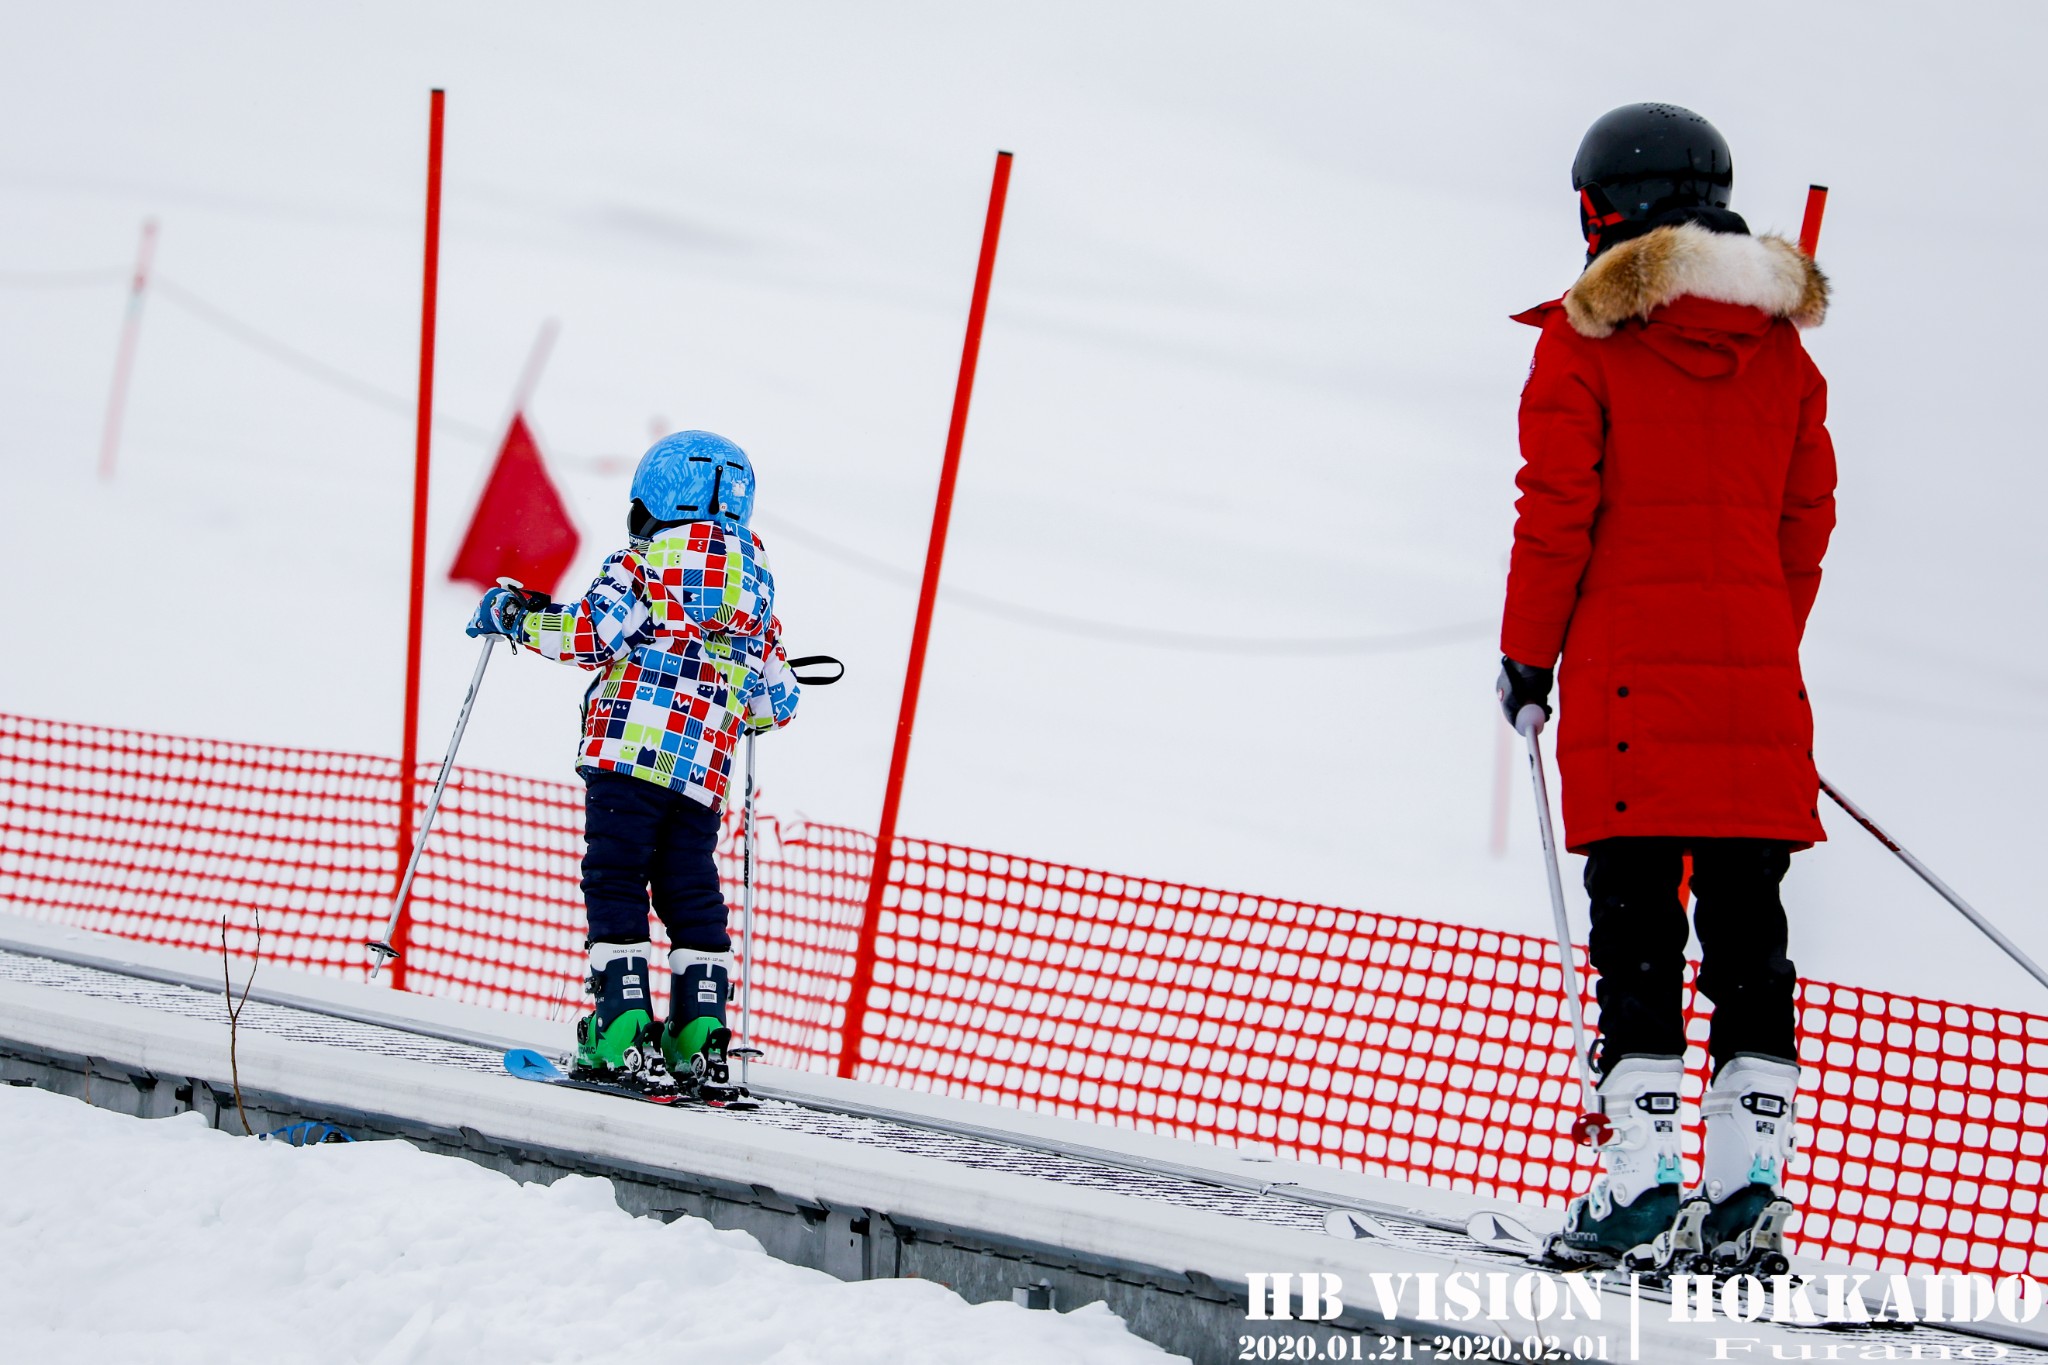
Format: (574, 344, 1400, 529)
(0, 1086, 1174, 1365)
(0, 2, 2043, 1008)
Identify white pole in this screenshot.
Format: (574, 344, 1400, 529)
(1820, 775, 2048, 995)
(737, 730, 759, 1085)
(367, 633, 498, 979)
(1518, 706, 1605, 1137)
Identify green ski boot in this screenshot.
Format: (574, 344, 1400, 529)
(1544, 1056, 1690, 1271)
(569, 943, 673, 1092)
(661, 948, 752, 1105)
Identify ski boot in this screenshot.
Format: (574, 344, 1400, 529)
(1687, 1054, 1799, 1277)
(1543, 1056, 1689, 1272)
(660, 947, 756, 1106)
(571, 942, 675, 1093)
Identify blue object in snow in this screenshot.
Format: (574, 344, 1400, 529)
(260, 1120, 356, 1146)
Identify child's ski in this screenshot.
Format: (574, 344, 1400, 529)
(502, 1048, 759, 1111)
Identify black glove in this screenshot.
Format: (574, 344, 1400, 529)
(1496, 656, 1555, 728)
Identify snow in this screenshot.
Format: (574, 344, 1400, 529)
(0, 1085, 1176, 1365)
(1, 3, 2045, 1010)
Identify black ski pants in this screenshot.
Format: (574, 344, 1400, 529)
(1583, 836, 1798, 1075)
(580, 768, 730, 951)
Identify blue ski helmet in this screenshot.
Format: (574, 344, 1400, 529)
(628, 430, 755, 535)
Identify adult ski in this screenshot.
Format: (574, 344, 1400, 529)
(1323, 1204, 1549, 1261)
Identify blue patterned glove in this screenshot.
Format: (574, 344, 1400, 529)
(466, 587, 531, 640)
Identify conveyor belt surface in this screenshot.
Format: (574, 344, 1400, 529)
(3, 927, 2042, 1365)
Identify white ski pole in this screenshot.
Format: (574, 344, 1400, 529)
(1517, 705, 1612, 1147)
(729, 654, 844, 1081)
(735, 729, 759, 1085)
(367, 578, 529, 980)
(1820, 775, 2048, 995)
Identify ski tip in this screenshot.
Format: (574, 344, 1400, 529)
(1465, 1209, 1544, 1254)
(1324, 1209, 1395, 1242)
(504, 1048, 565, 1081)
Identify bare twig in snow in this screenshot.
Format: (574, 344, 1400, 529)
(220, 911, 260, 1136)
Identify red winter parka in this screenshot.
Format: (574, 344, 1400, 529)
(1501, 223, 1836, 852)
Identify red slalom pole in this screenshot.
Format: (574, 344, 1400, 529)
(1799, 184, 1829, 258)
(97, 218, 158, 480)
(835, 150, 1014, 1078)
(390, 88, 447, 991)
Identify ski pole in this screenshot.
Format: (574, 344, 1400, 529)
(1819, 775, 2048, 996)
(735, 729, 759, 1086)
(730, 653, 846, 1082)
(367, 580, 531, 980)
(1517, 705, 1613, 1148)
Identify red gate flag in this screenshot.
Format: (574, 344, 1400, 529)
(447, 412, 580, 597)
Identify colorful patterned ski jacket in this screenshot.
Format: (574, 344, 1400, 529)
(516, 521, 799, 809)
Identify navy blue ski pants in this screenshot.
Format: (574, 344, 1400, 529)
(1583, 837, 1798, 1076)
(580, 768, 730, 951)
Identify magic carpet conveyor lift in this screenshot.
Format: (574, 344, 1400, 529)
(0, 914, 2040, 1365)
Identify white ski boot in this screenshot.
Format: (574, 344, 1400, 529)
(1544, 1056, 1691, 1271)
(1687, 1054, 1800, 1276)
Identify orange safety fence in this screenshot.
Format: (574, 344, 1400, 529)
(1, 711, 2042, 1278)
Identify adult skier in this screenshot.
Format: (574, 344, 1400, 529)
(1495, 103, 1833, 1272)
(466, 430, 800, 1101)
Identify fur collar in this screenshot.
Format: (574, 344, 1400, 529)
(1565, 223, 1828, 338)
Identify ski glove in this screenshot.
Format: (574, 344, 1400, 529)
(467, 586, 542, 641)
(1496, 656, 1555, 727)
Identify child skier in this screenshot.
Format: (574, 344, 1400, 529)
(467, 430, 799, 1101)
(1496, 103, 1834, 1273)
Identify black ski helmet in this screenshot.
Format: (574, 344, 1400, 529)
(1572, 103, 1733, 256)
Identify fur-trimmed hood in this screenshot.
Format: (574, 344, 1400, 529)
(1559, 223, 1828, 339)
